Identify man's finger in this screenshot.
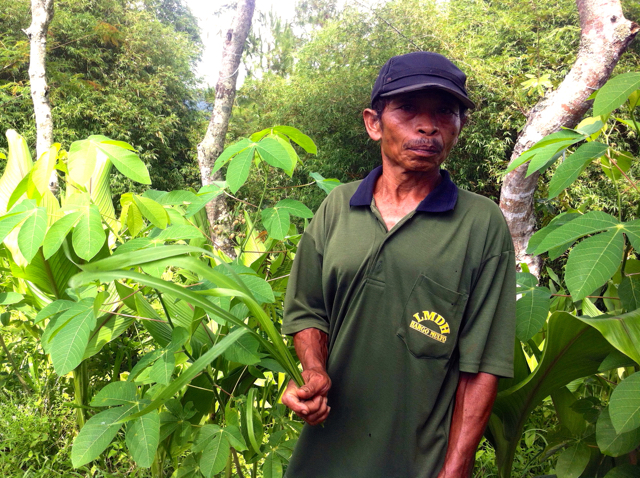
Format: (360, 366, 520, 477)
(297, 374, 330, 400)
(306, 406, 331, 426)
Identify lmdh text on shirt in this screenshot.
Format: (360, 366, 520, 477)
(411, 311, 450, 343)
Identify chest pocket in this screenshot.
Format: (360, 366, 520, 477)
(397, 274, 468, 360)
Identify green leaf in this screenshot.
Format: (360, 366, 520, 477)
(96, 141, 151, 184)
(134, 195, 168, 229)
(72, 204, 106, 261)
(223, 333, 261, 365)
(275, 199, 313, 218)
(43, 211, 83, 259)
(237, 274, 275, 304)
(126, 410, 160, 468)
(534, 211, 620, 255)
(309, 172, 341, 195)
(619, 276, 640, 311)
(516, 285, 551, 342)
(262, 452, 283, 478)
(212, 138, 252, 174)
(609, 371, 640, 433)
(624, 221, 640, 253)
(0, 292, 23, 305)
(155, 190, 199, 206)
(0, 211, 29, 243)
(71, 403, 138, 467)
(200, 431, 230, 478)
(185, 182, 227, 217)
(49, 301, 96, 375)
(117, 328, 248, 422)
(18, 207, 47, 262)
(565, 229, 624, 301)
(594, 73, 640, 116)
(256, 137, 293, 171)
(555, 442, 590, 478)
(601, 151, 633, 181)
(603, 465, 640, 478)
(34, 300, 74, 324)
(226, 147, 255, 193)
(67, 139, 98, 185)
(91, 382, 137, 407)
(0, 130, 32, 215)
(157, 224, 203, 241)
(223, 425, 247, 451)
(192, 424, 222, 453)
(489, 311, 614, 477)
(262, 208, 290, 241)
(149, 351, 175, 385)
(274, 125, 317, 154)
(505, 130, 584, 175)
(597, 407, 640, 457)
(548, 142, 609, 198)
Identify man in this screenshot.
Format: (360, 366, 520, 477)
(281, 51, 516, 478)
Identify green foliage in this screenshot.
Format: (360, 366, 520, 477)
(491, 73, 640, 477)
(0, 0, 204, 195)
(0, 124, 334, 475)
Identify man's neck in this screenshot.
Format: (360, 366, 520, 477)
(374, 164, 442, 207)
(372, 163, 442, 231)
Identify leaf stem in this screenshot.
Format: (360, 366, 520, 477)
(550, 294, 620, 300)
(239, 165, 269, 257)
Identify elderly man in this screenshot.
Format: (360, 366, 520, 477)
(281, 52, 516, 478)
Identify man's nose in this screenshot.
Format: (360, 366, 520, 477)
(416, 111, 438, 135)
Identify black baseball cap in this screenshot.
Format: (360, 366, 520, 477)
(371, 52, 475, 109)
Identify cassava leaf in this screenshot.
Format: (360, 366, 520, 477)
(565, 229, 624, 301)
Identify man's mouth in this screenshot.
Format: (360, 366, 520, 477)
(405, 143, 443, 154)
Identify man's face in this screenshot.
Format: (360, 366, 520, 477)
(364, 89, 465, 175)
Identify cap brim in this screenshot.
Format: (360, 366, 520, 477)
(380, 81, 476, 109)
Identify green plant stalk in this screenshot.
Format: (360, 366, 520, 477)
(156, 289, 217, 386)
(75, 246, 303, 383)
(239, 164, 270, 257)
(73, 360, 89, 428)
(629, 103, 640, 138)
(112, 345, 124, 382)
(225, 453, 233, 478)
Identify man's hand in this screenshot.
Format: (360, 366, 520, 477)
(281, 328, 331, 426)
(282, 367, 332, 425)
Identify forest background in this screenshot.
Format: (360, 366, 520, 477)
(1, 0, 640, 476)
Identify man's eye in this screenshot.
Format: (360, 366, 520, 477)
(438, 107, 456, 115)
(399, 104, 415, 112)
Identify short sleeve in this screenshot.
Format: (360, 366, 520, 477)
(457, 247, 516, 378)
(282, 205, 330, 336)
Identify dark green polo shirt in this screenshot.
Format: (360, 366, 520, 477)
(282, 167, 516, 478)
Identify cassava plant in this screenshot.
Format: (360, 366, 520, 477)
(489, 72, 640, 478)
(0, 125, 339, 477)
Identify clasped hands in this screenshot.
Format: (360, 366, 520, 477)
(281, 367, 332, 426)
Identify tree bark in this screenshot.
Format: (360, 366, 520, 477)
(197, 0, 255, 256)
(499, 0, 638, 277)
(25, 0, 56, 192)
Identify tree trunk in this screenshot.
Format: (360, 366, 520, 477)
(25, 0, 56, 192)
(499, 0, 638, 277)
(197, 0, 256, 256)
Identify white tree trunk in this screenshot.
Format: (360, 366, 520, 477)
(25, 0, 56, 191)
(197, 0, 255, 256)
(499, 0, 638, 277)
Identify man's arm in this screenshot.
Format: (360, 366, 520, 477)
(437, 371, 498, 478)
(281, 328, 332, 426)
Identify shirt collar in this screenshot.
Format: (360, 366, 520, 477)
(349, 165, 458, 213)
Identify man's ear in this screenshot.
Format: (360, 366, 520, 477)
(363, 108, 382, 141)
